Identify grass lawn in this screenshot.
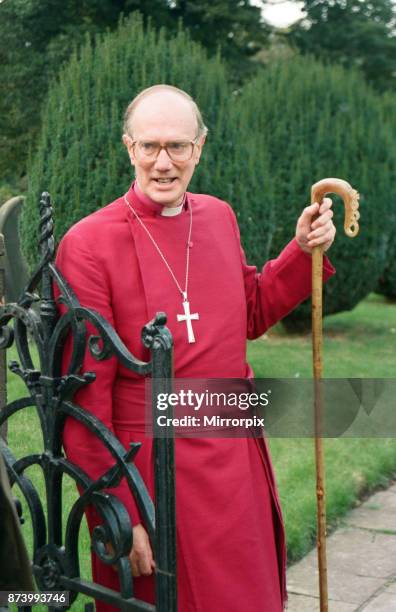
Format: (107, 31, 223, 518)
(248, 293, 395, 378)
(2, 293, 395, 609)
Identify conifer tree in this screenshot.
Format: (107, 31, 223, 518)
(237, 57, 395, 326)
(25, 18, 395, 326)
(376, 91, 396, 299)
(23, 13, 271, 268)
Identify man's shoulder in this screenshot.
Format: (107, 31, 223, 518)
(60, 196, 125, 244)
(187, 192, 234, 217)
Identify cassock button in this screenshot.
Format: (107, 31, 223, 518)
(188, 241, 193, 248)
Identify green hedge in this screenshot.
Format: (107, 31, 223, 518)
(376, 91, 396, 300)
(24, 15, 395, 326)
(24, 13, 272, 267)
(237, 57, 396, 325)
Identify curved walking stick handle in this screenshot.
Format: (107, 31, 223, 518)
(311, 177, 360, 237)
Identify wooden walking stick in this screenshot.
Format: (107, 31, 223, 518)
(311, 178, 360, 612)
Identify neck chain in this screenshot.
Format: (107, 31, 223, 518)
(123, 193, 199, 343)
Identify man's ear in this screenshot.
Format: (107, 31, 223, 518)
(122, 134, 135, 164)
(195, 135, 206, 165)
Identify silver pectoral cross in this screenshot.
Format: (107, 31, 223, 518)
(177, 294, 199, 343)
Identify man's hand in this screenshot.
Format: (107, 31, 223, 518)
(129, 524, 155, 577)
(295, 197, 336, 254)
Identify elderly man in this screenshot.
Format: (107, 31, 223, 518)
(55, 84, 335, 611)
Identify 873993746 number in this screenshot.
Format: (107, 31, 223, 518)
(0, 591, 69, 607)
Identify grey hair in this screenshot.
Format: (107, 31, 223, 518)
(123, 84, 208, 139)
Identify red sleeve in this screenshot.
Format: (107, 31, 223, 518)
(54, 230, 142, 526)
(226, 206, 335, 340)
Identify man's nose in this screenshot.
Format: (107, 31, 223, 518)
(154, 147, 173, 170)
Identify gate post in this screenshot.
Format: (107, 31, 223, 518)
(143, 314, 177, 612)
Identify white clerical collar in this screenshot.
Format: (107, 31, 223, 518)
(161, 203, 184, 216)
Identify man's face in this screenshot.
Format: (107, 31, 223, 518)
(123, 92, 205, 207)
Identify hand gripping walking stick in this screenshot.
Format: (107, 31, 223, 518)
(311, 178, 360, 612)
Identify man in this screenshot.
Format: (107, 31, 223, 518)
(55, 84, 335, 611)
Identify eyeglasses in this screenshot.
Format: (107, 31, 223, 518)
(132, 139, 198, 162)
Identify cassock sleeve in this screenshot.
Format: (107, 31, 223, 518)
(226, 205, 336, 340)
(54, 229, 142, 526)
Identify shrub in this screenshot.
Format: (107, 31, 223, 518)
(237, 57, 396, 326)
(376, 91, 396, 300)
(25, 20, 395, 328)
(24, 13, 272, 268)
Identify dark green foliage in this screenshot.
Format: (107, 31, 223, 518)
(376, 91, 396, 299)
(0, 0, 269, 184)
(169, 0, 270, 76)
(23, 14, 271, 268)
(25, 17, 395, 326)
(379, 264, 396, 301)
(236, 57, 396, 326)
(0, 0, 165, 181)
(288, 0, 396, 92)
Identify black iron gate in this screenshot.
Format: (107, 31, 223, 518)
(0, 193, 176, 611)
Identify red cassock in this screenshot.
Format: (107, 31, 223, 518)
(55, 183, 335, 612)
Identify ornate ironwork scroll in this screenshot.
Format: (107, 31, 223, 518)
(0, 192, 176, 611)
